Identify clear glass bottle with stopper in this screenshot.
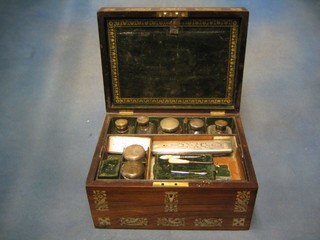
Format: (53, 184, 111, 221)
(113, 118, 134, 134)
(135, 116, 156, 134)
(207, 119, 232, 134)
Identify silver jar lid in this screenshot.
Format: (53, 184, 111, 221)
(123, 144, 145, 161)
(121, 161, 145, 179)
(115, 119, 128, 133)
(160, 117, 180, 133)
(215, 119, 228, 132)
(189, 118, 205, 130)
(136, 116, 149, 126)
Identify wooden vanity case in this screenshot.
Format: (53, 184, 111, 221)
(86, 7, 258, 230)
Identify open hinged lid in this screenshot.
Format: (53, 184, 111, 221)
(97, 7, 249, 113)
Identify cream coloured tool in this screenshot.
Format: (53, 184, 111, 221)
(168, 158, 212, 164)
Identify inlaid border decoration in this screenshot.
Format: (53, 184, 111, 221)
(93, 190, 109, 211)
(234, 190, 250, 212)
(120, 217, 148, 226)
(157, 217, 185, 227)
(107, 19, 239, 106)
(194, 218, 223, 227)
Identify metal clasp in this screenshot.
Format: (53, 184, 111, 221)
(170, 18, 181, 34)
(153, 182, 189, 187)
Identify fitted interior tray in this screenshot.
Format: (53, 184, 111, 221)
(95, 115, 246, 182)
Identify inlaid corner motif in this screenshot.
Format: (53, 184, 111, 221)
(120, 217, 148, 226)
(164, 191, 178, 212)
(194, 218, 223, 227)
(234, 191, 250, 212)
(93, 190, 108, 211)
(97, 217, 111, 227)
(232, 218, 245, 226)
(157, 217, 185, 227)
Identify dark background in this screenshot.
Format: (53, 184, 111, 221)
(116, 25, 230, 99)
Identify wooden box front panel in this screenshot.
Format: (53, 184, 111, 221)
(87, 185, 257, 230)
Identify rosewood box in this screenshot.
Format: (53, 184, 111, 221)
(86, 7, 258, 230)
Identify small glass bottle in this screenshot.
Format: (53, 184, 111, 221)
(113, 118, 134, 134)
(135, 116, 156, 134)
(207, 119, 232, 134)
(158, 117, 181, 134)
(114, 119, 128, 134)
(188, 118, 205, 134)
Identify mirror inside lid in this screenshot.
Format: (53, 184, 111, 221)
(98, 8, 248, 111)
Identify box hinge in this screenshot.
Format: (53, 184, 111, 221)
(210, 111, 225, 116)
(119, 110, 134, 115)
(153, 182, 189, 187)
